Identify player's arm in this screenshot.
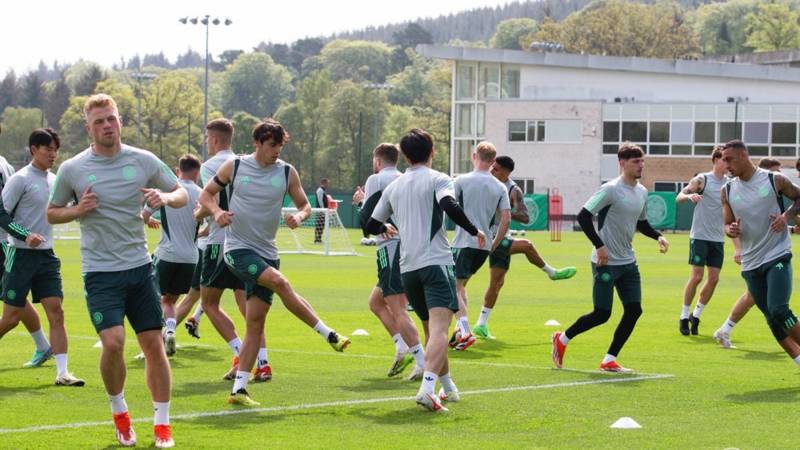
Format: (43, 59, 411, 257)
(285, 166, 311, 229)
(510, 188, 529, 223)
(721, 186, 740, 238)
(676, 175, 704, 204)
(773, 174, 800, 232)
(197, 159, 234, 227)
(365, 193, 394, 236)
(0, 180, 37, 244)
(141, 207, 160, 229)
(47, 165, 98, 225)
(141, 185, 187, 210)
(438, 188, 485, 248)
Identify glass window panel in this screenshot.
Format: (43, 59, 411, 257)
(500, 66, 520, 99)
(671, 145, 692, 155)
(743, 105, 770, 121)
(749, 145, 768, 156)
(694, 145, 714, 156)
(772, 146, 797, 157)
(671, 122, 692, 142)
(649, 145, 669, 155)
(694, 105, 716, 121)
(744, 122, 769, 144)
(654, 182, 678, 192)
(478, 64, 500, 99)
(545, 120, 580, 142)
(454, 140, 474, 174)
(771, 123, 796, 144)
(717, 104, 736, 121)
(672, 105, 693, 120)
(508, 121, 526, 142)
(649, 105, 670, 120)
(772, 105, 797, 121)
(455, 104, 474, 137)
(456, 64, 475, 100)
(718, 122, 742, 142)
(476, 104, 485, 137)
(649, 122, 669, 142)
(621, 122, 647, 142)
(603, 144, 619, 154)
(602, 104, 620, 121)
(621, 105, 648, 120)
(527, 121, 537, 142)
(537, 121, 546, 142)
(694, 122, 715, 143)
(603, 122, 620, 142)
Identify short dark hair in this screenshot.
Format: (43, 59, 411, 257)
(758, 157, 781, 170)
(723, 139, 747, 151)
(618, 142, 644, 160)
(399, 128, 434, 164)
(178, 154, 201, 173)
(712, 146, 723, 162)
(252, 118, 289, 145)
(320, 178, 329, 184)
(373, 143, 399, 165)
(494, 155, 515, 172)
(206, 118, 234, 143)
(29, 128, 60, 151)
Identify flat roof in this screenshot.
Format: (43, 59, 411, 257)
(417, 45, 800, 84)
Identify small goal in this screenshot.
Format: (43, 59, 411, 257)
(277, 207, 356, 256)
(53, 222, 81, 240)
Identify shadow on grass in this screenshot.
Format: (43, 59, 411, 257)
(726, 387, 800, 404)
(731, 348, 785, 361)
(345, 403, 468, 426)
(338, 376, 415, 393)
(185, 407, 289, 429)
(173, 380, 239, 397)
(0, 384, 51, 399)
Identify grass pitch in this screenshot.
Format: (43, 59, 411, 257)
(0, 230, 797, 449)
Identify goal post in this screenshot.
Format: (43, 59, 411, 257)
(278, 207, 357, 256)
(52, 222, 81, 240)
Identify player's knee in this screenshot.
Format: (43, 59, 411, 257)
(102, 337, 125, 355)
(769, 305, 798, 331)
(592, 308, 612, 325)
(690, 272, 703, 284)
(706, 272, 720, 285)
(490, 278, 505, 291)
(623, 302, 642, 320)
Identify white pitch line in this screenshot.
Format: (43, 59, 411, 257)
(0, 373, 673, 434)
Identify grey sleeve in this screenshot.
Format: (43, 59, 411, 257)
(371, 185, 394, 223)
(145, 153, 180, 191)
(49, 163, 75, 207)
(2, 174, 25, 217)
(583, 184, 614, 216)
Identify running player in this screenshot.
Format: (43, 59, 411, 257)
(197, 118, 350, 406)
(552, 143, 669, 373)
(0, 128, 83, 386)
(474, 156, 576, 340)
(366, 128, 485, 413)
(676, 147, 728, 336)
(450, 142, 510, 351)
(48, 94, 186, 448)
(357, 143, 425, 379)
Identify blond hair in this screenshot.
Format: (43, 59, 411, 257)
(474, 141, 497, 163)
(83, 94, 118, 120)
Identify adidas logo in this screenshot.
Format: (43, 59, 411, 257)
(424, 376, 434, 381)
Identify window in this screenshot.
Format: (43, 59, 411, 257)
(694, 145, 714, 156)
(749, 146, 769, 156)
(649, 145, 669, 155)
(745, 122, 769, 144)
(649, 122, 669, 142)
(508, 120, 580, 143)
(718, 122, 741, 142)
(603, 122, 619, 142)
(772, 146, 797, 157)
(654, 181, 689, 192)
(454, 140, 474, 174)
(694, 122, 715, 143)
(456, 64, 475, 100)
(671, 122, 692, 143)
(671, 145, 692, 155)
(772, 123, 796, 144)
(501, 66, 520, 99)
(478, 64, 500, 99)
(455, 104, 474, 137)
(546, 120, 581, 142)
(603, 144, 619, 154)
(476, 104, 485, 137)
(527, 121, 543, 141)
(621, 122, 647, 142)
(508, 121, 526, 142)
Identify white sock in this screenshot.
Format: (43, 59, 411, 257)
(392, 333, 408, 354)
(692, 303, 705, 319)
(54, 353, 68, 376)
(602, 354, 616, 364)
(165, 318, 177, 333)
(794, 355, 800, 366)
(420, 371, 438, 395)
(227, 337, 242, 356)
(313, 321, 333, 340)
(541, 264, 556, 278)
(30, 329, 49, 352)
(440, 373, 457, 393)
(559, 333, 570, 346)
(458, 316, 471, 335)
(109, 392, 128, 414)
(721, 318, 737, 334)
(409, 344, 425, 367)
(476, 307, 492, 327)
(232, 370, 250, 393)
(153, 401, 170, 426)
(680, 305, 691, 320)
(257, 347, 269, 367)
(192, 304, 204, 322)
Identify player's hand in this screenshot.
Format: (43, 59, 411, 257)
(726, 218, 741, 238)
(214, 209, 234, 228)
(596, 246, 609, 267)
(284, 213, 304, 229)
(381, 223, 398, 239)
(25, 233, 46, 248)
(770, 213, 789, 233)
(475, 230, 486, 249)
(141, 188, 166, 209)
(77, 185, 98, 216)
(146, 218, 160, 229)
(657, 236, 669, 254)
(734, 249, 742, 265)
(688, 194, 702, 204)
(352, 186, 365, 205)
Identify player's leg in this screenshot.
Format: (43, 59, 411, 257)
(369, 287, 400, 339)
(401, 269, 429, 382)
(2, 251, 52, 365)
(477, 267, 508, 339)
(509, 239, 576, 280)
(229, 294, 269, 406)
(600, 264, 642, 373)
(180, 250, 205, 338)
(741, 265, 799, 358)
(0, 302, 26, 338)
(175, 288, 200, 324)
(763, 257, 800, 351)
(681, 265, 704, 335)
(553, 263, 613, 369)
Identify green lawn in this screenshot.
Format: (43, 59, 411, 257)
(0, 230, 797, 449)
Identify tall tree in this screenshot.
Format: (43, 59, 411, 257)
(230, 111, 260, 154)
(0, 107, 43, 165)
(0, 70, 18, 112)
(20, 73, 44, 109)
(221, 52, 293, 118)
(745, 2, 800, 52)
(490, 18, 538, 50)
(692, 0, 757, 55)
(65, 61, 106, 96)
(44, 74, 71, 129)
(320, 40, 392, 83)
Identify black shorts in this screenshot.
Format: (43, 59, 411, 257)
(190, 248, 203, 290)
(154, 257, 196, 296)
(224, 248, 280, 304)
(489, 238, 513, 270)
(401, 265, 458, 322)
(84, 263, 163, 334)
(376, 241, 404, 296)
(201, 244, 244, 290)
(453, 247, 490, 279)
(688, 239, 724, 269)
(2, 248, 63, 307)
(592, 263, 641, 310)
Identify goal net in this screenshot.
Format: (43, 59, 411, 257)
(277, 207, 356, 256)
(53, 222, 81, 240)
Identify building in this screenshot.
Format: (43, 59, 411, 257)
(417, 45, 800, 215)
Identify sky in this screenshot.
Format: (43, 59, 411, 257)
(1, 0, 512, 74)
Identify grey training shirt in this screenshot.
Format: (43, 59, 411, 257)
(452, 170, 510, 251)
(583, 177, 648, 266)
(689, 172, 728, 243)
(362, 166, 402, 247)
(3, 164, 55, 249)
(154, 179, 202, 264)
(0, 156, 16, 243)
(200, 149, 236, 246)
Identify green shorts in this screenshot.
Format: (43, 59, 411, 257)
(153, 257, 196, 296)
(190, 249, 202, 290)
(453, 247, 490, 279)
(201, 244, 244, 291)
(741, 253, 795, 341)
(489, 238, 513, 270)
(592, 263, 641, 310)
(224, 249, 280, 304)
(2, 248, 63, 307)
(376, 241, 404, 296)
(400, 265, 458, 322)
(84, 263, 163, 334)
(0, 242, 6, 280)
(689, 239, 724, 269)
